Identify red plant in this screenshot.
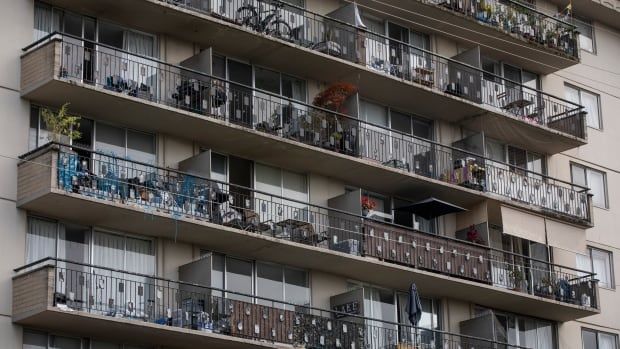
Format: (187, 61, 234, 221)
(313, 82, 358, 113)
(466, 225, 485, 244)
(361, 196, 377, 211)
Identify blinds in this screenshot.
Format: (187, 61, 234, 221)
(545, 218, 587, 254)
(500, 205, 546, 244)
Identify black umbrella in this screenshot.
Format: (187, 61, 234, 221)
(394, 197, 466, 220)
(407, 282, 422, 326)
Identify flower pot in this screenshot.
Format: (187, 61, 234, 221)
(362, 208, 369, 216)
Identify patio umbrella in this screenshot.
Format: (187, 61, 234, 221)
(407, 282, 422, 326)
(394, 197, 467, 220)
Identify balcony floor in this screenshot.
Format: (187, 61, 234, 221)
(15, 306, 280, 349)
(17, 185, 598, 322)
(23, 74, 592, 227)
(30, 0, 586, 154)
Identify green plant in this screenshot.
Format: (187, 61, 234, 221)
(540, 275, 556, 296)
(509, 267, 525, 289)
(41, 103, 81, 143)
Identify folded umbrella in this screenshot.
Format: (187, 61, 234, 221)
(407, 282, 422, 326)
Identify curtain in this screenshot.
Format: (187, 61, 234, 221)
(93, 231, 125, 270)
(26, 217, 57, 263)
(587, 168, 607, 208)
(125, 237, 155, 275)
(599, 333, 618, 349)
(33, 3, 61, 40)
(536, 321, 553, 349)
(591, 249, 611, 288)
(581, 90, 600, 129)
(123, 30, 154, 57)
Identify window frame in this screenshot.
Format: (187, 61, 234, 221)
(582, 328, 619, 349)
(564, 83, 602, 130)
(570, 162, 608, 209)
(583, 246, 615, 289)
(573, 16, 596, 54)
(25, 216, 156, 276)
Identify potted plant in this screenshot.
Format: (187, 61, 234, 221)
(540, 275, 556, 299)
(508, 267, 525, 291)
(41, 103, 81, 145)
(361, 196, 376, 216)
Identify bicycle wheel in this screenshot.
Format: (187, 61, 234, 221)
(235, 6, 259, 29)
(267, 20, 291, 40)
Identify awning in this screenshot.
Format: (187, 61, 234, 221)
(394, 197, 467, 219)
(545, 218, 587, 254)
(500, 205, 546, 244)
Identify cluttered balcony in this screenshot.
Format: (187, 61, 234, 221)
(40, 0, 580, 76)
(13, 257, 532, 349)
(20, 35, 591, 225)
(21, 26, 588, 156)
(16, 144, 599, 320)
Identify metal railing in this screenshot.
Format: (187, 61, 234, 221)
(159, 0, 583, 127)
(15, 257, 531, 349)
(426, 0, 578, 58)
(19, 144, 599, 309)
(22, 34, 591, 223)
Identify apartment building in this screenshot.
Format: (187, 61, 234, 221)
(0, 0, 618, 348)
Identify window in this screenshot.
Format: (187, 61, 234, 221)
(23, 330, 151, 349)
(25, 216, 155, 275)
(571, 163, 608, 208)
(577, 247, 614, 289)
(255, 163, 308, 220)
(29, 105, 94, 150)
(472, 308, 557, 349)
(256, 262, 310, 308)
(33, 3, 156, 56)
(507, 146, 546, 175)
(201, 251, 310, 308)
(565, 84, 601, 129)
(95, 123, 156, 164)
(574, 18, 595, 53)
(582, 329, 619, 349)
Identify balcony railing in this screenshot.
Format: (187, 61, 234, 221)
(28, 27, 586, 140)
(22, 34, 591, 223)
(14, 258, 531, 349)
(426, 0, 578, 57)
(162, 0, 581, 95)
(18, 144, 599, 309)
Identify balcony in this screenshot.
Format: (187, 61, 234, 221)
(20, 36, 592, 225)
(16, 145, 600, 320)
(21, 29, 588, 156)
(13, 258, 530, 349)
(42, 0, 579, 76)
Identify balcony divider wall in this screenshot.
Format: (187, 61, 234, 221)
(21, 34, 592, 224)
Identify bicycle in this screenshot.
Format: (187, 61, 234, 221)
(236, 0, 292, 40)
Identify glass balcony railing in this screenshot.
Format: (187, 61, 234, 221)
(18, 144, 599, 309)
(15, 257, 532, 349)
(22, 34, 591, 223)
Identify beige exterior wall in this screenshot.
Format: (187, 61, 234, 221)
(1, 0, 619, 347)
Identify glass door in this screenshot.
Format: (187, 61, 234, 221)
(364, 287, 397, 349)
(228, 60, 254, 128)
